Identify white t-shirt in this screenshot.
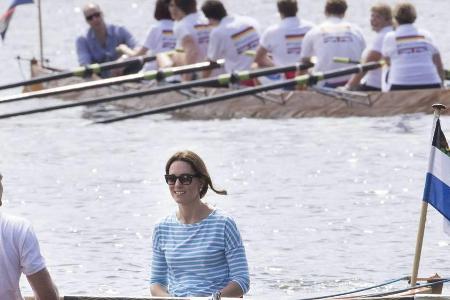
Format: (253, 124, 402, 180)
(173, 12, 211, 63)
(361, 26, 393, 89)
(0, 212, 46, 300)
(207, 15, 260, 73)
(142, 19, 176, 71)
(260, 16, 314, 66)
(300, 16, 366, 85)
(382, 24, 441, 86)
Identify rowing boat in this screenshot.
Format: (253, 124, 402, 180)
(22, 61, 450, 120)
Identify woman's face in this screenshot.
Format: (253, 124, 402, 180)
(167, 160, 203, 205)
(169, 0, 184, 21)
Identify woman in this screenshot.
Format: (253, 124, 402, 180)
(382, 2, 444, 90)
(116, 0, 176, 71)
(150, 150, 250, 297)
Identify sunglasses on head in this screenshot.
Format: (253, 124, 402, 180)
(164, 173, 200, 185)
(85, 12, 101, 21)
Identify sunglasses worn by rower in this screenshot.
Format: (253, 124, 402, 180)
(165, 174, 200, 185)
(85, 12, 101, 21)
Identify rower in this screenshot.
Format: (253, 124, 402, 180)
(382, 2, 444, 91)
(116, 0, 176, 72)
(201, 0, 260, 85)
(158, 0, 211, 81)
(345, 3, 393, 91)
(254, 0, 314, 80)
(75, 3, 139, 78)
(299, 0, 366, 88)
(0, 174, 59, 300)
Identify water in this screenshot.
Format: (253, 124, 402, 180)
(0, 0, 449, 299)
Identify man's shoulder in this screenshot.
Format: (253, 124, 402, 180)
(0, 212, 31, 231)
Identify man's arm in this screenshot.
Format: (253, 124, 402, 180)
(432, 53, 444, 83)
(75, 37, 92, 66)
(254, 46, 274, 68)
(345, 50, 382, 89)
(27, 268, 59, 300)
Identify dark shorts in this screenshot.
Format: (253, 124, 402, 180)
(358, 84, 380, 91)
(389, 83, 442, 91)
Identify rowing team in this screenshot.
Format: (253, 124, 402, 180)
(76, 0, 444, 92)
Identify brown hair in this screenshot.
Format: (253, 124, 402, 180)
(394, 2, 416, 24)
(172, 0, 197, 15)
(155, 0, 173, 20)
(201, 0, 227, 21)
(165, 150, 227, 198)
(371, 3, 392, 23)
(325, 0, 347, 16)
(277, 0, 298, 18)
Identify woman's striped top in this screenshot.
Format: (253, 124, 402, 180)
(150, 209, 250, 296)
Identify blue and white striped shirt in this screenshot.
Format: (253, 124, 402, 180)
(150, 209, 250, 296)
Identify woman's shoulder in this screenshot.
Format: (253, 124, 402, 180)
(154, 212, 178, 227)
(207, 208, 238, 225)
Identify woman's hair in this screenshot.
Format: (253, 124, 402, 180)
(393, 2, 416, 25)
(154, 0, 173, 20)
(277, 0, 298, 18)
(165, 150, 227, 198)
(325, 0, 347, 16)
(371, 3, 393, 23)
(172, 0, 197, 15)
(201, 0, 227, 21)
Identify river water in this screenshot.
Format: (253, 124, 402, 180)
(0, 0, 449, 299)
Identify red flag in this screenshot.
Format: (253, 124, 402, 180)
(0, 0, 34, 40)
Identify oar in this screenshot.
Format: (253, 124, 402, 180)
(0, 62, 313, 119)
(95, 61, 383, 124)
(0, 60, 224, 104)
(335, 56, 450, 81)
(333, 57, 361, 64)
(0, 55, 159, 91)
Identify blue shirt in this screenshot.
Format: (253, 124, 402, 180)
(150, 209, 250, 296)
(75, 24, 137, 66)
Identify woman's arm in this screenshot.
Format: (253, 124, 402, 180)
(150, 283, 171, 297)
(218, 281, 244, 298)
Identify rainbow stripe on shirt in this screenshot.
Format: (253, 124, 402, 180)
(285, 33, 305, 41)
(396, 35, 425, 43)
(162, 29, 173, 36)
(231, 26, 256, 41)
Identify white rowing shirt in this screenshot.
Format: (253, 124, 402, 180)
(173, 12, 211, 63)
(361, 25, 393, 89)
(382, 24, 441, 86)
(207, 15, 260, 73)
(142, 19, 176, 71)
(260, 16, 314, 66)
(0, 212, 46, 300)
(300, 16, 366, 85)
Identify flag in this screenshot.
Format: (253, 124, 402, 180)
(423, 118, 450, 222)
(0, 0, 33, 40)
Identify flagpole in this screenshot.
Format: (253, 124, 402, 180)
(410, 103, 447, 287)
(37, 0, 44, 65)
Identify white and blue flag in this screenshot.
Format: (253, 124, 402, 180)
(423, 118, 450, 223)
